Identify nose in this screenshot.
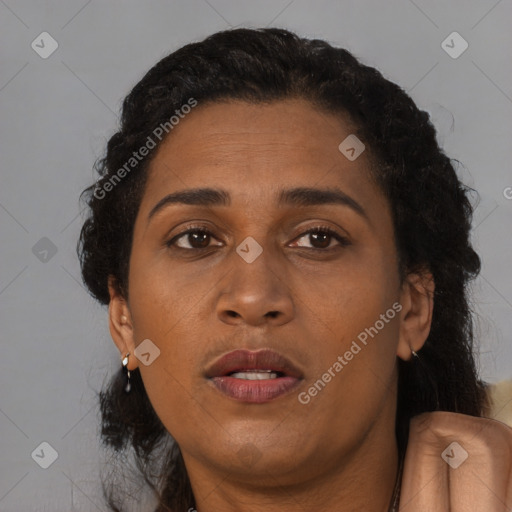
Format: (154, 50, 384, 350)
(216, 246, 295, 327)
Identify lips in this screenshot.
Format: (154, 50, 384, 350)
(205, 348, 303, 379)
(205, 348, 303, 403)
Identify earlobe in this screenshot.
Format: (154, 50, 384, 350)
(396, 270, 435, 361)
(108, 276, 139, 371)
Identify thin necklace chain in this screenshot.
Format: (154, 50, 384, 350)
(388, 454, 404, 512)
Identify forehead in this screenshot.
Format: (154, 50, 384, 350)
(139, 99, 386, 217)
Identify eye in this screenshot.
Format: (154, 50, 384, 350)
(291, 226, 351, 250)
(166, 226, 221, 250)
(165, 225, 350, 252)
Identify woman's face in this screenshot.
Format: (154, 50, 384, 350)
(110, 98, 431, 488)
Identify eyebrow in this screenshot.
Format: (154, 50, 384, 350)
(147, 186, 369, 223)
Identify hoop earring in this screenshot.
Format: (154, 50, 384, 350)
(122, 353, 131, 393)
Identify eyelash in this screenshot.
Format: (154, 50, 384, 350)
(165, 224, 351, 251)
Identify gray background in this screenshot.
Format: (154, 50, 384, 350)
(1, 0, 511, 510)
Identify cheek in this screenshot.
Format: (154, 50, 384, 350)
(317, 262, 399, 344)
(126, 257, 213, 435)
(308, 261, 400, 407)
(128, 301, 203, 444)
(137, 363, 217, 454)
(128, 248, 209, 338)
(302, 311, 400, 438)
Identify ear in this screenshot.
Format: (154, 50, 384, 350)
(108, 275, 139, 371)
(396, 269, 435, 361)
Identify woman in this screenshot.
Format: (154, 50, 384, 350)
(77, 27, 512, 511)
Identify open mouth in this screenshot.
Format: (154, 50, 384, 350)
(227, 369, 285, 380)
(205, 349, 303, 403)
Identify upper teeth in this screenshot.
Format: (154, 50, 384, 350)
(230, 370, 279, 380)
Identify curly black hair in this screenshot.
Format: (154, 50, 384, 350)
(77, 27, 489, 512)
